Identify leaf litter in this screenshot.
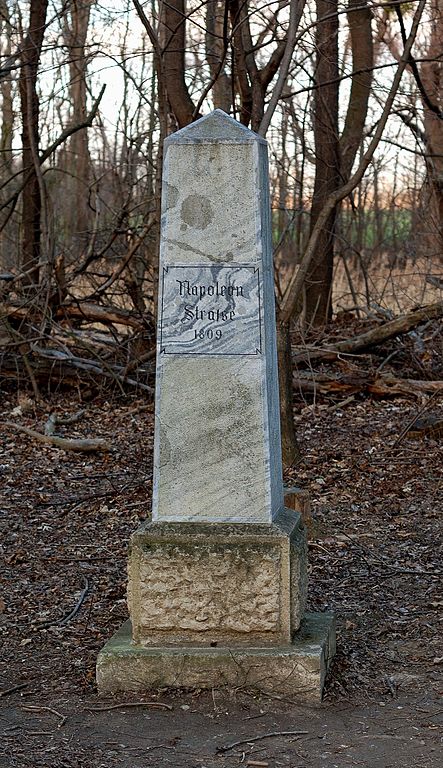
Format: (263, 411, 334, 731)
(0, 374, 442, 767)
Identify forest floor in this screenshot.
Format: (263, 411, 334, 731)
(0, 376, 442, 767)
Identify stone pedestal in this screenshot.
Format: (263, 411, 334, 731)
(128, 509, 307, 647)
(97, 508, 335, 701)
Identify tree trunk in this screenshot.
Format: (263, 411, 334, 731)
(229, 0, 253, 125)
(304, 0, 339, 326)
(160, 0, 195, 128)
(205, 0, 231, 112)
(420, 0, 443, 260)
(63, 0, 93, 240)
(339, 0, 373, 181)
(18, 0, 49, 284)
(0, 0, 14, 178)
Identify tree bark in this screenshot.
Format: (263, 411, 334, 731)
(63, 0, 93, 239)
(18, 0, 49, 284)
(160, 0, 195, 128)
(0, 0, 14, 179)
(229, 0, 253, 125)
(280, 0, 427, 325)
(304, 0, 339, 326)
(205, 0, 231, 112)
(420, 0, 443, 260)
(340, 0, 373, 181)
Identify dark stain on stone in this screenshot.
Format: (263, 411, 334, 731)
(164, 182, 179, 210)
(181, 194, 214, 230)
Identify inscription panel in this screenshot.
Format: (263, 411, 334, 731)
(159, 264, 261, 355)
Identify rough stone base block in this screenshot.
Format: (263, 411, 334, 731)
(128, 509, 307, 647)
(96, 613, 335, 704)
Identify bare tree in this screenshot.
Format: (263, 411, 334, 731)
(0, 0, 14, 179)
(304, 0, 339, 327)
(419, 0, 443, 261)
(19, 0, 49, 283)
(63, 0, 94, 240)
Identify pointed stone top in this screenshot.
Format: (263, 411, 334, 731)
(165, 109, 267, 146)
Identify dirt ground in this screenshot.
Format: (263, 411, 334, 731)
(1, 387, 442, 767)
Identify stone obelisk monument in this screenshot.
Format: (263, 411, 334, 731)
(97, 111, 335, 701)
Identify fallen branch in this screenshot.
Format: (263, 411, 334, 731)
(86, 701, 173, 712)
(1, 346, 154, 394)
(426, 275, 443, 289)
(1, 299, 145, 331)
(21, 705, 66, 728)
(4, 422, 110, 452)
(30, 347, 154, 393)
(57, 302, 145, 330)
(59, 576, 89, 626)
(293, 301, 443, 364)
(37, 576, 89, 629)
(294, 372, 443, 399)
(0, 683, 28, 698)
(217, 730, 309, 754)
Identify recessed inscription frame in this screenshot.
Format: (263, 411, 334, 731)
(159, 263, 263, 356)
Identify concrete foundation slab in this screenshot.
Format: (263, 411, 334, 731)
(96, 612, 335, 704)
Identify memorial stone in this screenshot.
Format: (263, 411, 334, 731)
(97, 111, 335, 701)
(153, 109, 282, 524)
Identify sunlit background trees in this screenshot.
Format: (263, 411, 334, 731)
(0, 0, 441, 407)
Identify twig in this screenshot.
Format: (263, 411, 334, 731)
(86, 701, 173, 712)
(0, 86, 106, 215)
(3, 422, 110, 453)
(119, 403, 153, 418)
(58, 576, 89, 625)
(0, 683, 28, 698)
(37, 576, 89, 629)
(326, 395, 355, 413)
(393, 391, 439, 447)
(338, 531, 440, 576)
(217, 730, 309, 754)
(21, 705, 66, 728)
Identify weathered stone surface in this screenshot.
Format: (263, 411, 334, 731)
(153, 110, 283, 523)
(128, 509, 307, 647)
(96, 612, 335, 704)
